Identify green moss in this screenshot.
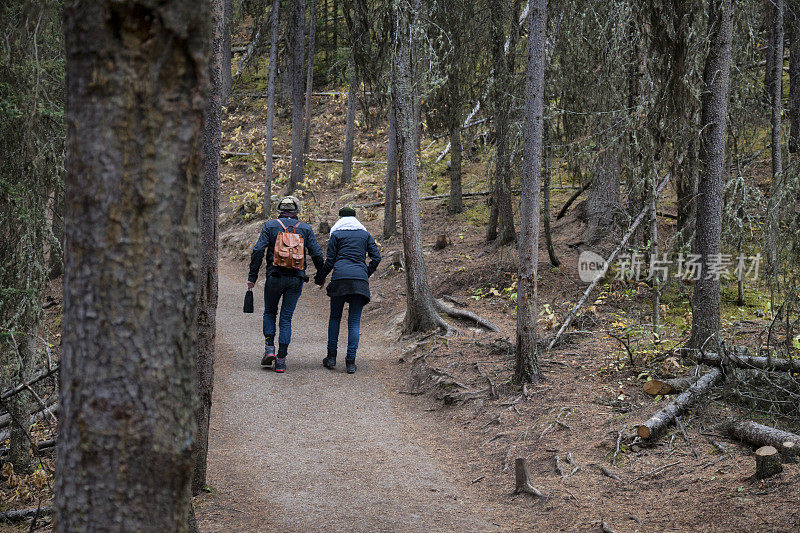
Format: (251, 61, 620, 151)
(461, 202, 488, 227)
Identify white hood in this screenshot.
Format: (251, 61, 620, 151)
(330, 216, 367, 235)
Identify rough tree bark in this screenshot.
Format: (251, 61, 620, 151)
(289, 0, 307, 193)
(384, 105, 398, 238)
(582, 147, 621, 245)
(689, 0, 733, 350)
(303, 0, 317, 154)
(341, 63, 358, 184)
(675, 139, 698, 243)
(58, 2, 206, 530)
(790, 8, 800, 153)
(264, 0, 281, 215)
(193, 0, 223, 496)
(515, 0, 546, 385)
(448, 123, 463, 214)
(392, 0, 446, 333)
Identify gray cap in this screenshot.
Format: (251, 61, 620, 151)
(277, 195, 302, 213)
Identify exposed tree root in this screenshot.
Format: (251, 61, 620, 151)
(435, 299, 500, 332)
(514, 458, 547, 498)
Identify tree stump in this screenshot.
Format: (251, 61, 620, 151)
(755, 446, 783, 479)
(434, 234, 448, 250)
(514, 458, 546, 498)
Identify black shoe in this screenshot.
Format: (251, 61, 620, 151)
(345, 357, 356, 374)
(261, 346, 276, 367)
(323, 352, 337, 369)
(275, 357, 286, 373)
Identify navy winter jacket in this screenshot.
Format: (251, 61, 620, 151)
(316, 219, 381, 283)
(248, 217, 324, 283)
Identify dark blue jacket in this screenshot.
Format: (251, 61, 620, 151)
(248, 217, 324, 283)
(316, 226, 381, 283)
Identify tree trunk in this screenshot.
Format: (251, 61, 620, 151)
(726, 419, 800, 459)
(303, 0, 317, 154)
(58, 2, 205, 529)
(49, 186, 65, 279)
(543, 125, 559, 267)
(264, 0, 281, 216)
(341, 64, 357, 184)
(193, 0, 223, 497)
(582, 147, 620, 244)
(767, 0, 785, 281)
(289, 0, 307, 193)
(515, 0, 546, 385)
(222, 0, 232, 103)
(448, 123, 463, 214)
(790, 8, 800, 153)
(393, 0, 444, 333)
(6, 336, 33, 474)
(675, 139, 698, 243)
(487, 0, 516, 245)
(384, 105, 398, 238)
(689, 0, 733, 350)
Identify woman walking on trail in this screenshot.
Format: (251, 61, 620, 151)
(248, 196, 325, 373)
(314, 207, 381, 374)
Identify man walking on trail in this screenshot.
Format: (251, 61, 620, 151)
(248, 196, 324, 373)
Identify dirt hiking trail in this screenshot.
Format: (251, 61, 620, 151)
(195, 263, 496, 532)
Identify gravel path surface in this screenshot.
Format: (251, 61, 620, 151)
(196, 264, 493, 532)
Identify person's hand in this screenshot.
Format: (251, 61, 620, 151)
(247, 281, 255, 289)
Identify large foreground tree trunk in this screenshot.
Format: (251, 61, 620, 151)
(515, 0, 546, 385)
(58, 2, 206, 530)
(289, 0, 307, 192)
(264, 0, 281, 215)
(393, 0, 443, 333)
(767, 0, 785, 281)
(193, 0, 223, 496)
(790, 7, 800, 153)
(689, 0, 733, 350)
(384, 105, 398, 238)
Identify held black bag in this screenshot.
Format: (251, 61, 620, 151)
(243, 289, 254, 313)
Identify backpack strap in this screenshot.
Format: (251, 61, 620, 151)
(275, 218, 296, 233)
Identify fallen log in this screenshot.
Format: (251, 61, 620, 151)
(434, 299, 500, 332)
(0, 506, 53, 523)
(514, 457, 547, 498)
(355, 186, 581, 209)
(642, 375, 700, 396)
(725, 419, 800, 459)
(637, 368, 722, 440)
(0, 396, 57, 429)
(755, 446, 783, 478)
(548, 169, 675, 351)
(556, 180, 592, 220)
(220, 150, 389, 165)
(698, 351, 800, 373)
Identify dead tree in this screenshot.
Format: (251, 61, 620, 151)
(542, 123, 559, 266)
(790, 6, 800, 153)
(637, 368, 722, 440)
(264, 0, 281, 215)
(582, 147, 621, 244)
(726, 419, 800, 459)
(516, 0, 546, 385)
(697, 350, 800, 373)
(289, 0, 307, 192)
(690, 0, 733, 350)
(58, 1, 205, 529)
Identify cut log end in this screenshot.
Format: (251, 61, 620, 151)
(514, 458, 547, 498)
(637, 425, 651, 440)
(642, 380, 673, 396)
(755, 446, 783, 479)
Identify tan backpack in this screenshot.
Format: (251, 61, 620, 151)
(272, 219, 305, 270)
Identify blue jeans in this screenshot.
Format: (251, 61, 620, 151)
(327, 295, 367, 359)
(263, 275, 303, 346)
